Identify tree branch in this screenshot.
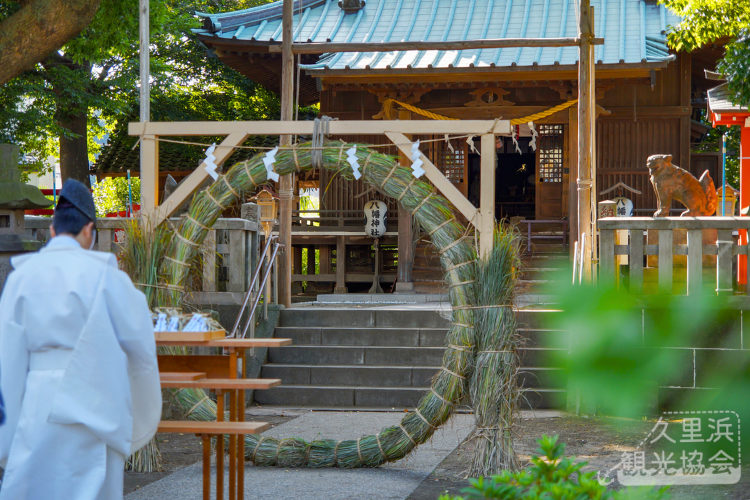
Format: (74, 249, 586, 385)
(0, 0, 103, 86)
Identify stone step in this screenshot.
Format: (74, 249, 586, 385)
(279, 308, 450, 328)
(268, 345, 564, 368)
(516, 310, 563, 330)
(275, 326, 448, 347)
(255, 384, 565, 409)
(518, 367, 567, 389)
(268, 345, 446, 366)
(261, 364, 440, 387)
(517, 329, 570, 349)
(262, 364, 567, 389)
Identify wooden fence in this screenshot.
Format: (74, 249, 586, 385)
(25, 217, 261, 294)
(599, 217, 750, 296)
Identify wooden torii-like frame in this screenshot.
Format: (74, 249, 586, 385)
(133, 0, 600, 304)
(129, 119, 510, 257)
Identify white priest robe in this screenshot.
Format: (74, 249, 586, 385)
(0, 236, 162, 500)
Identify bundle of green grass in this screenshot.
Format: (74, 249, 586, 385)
(133, 141, 519, 470)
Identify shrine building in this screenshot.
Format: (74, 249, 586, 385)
(110, 0, 726, 295)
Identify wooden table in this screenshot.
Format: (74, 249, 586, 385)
(156, 336, 291, 500)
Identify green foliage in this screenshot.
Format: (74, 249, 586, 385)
(661, 0, 750, 52)
(440, 435, 670, 500)
(0, 0, 294, 172)
(549, 282, 749, 419)
(92, 176, 141, 217)
(718, 30, 750, 108)
(693, 119, 740, 189)
(661, 0, 750, 106)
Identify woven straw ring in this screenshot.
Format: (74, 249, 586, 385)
(292, 147, 301, 172)
(380, 162, 399, 190)
(251, 437, 266, 462)
(243, 161, 258, 188)
(375, 432, 387, 461)
(399, 423, 417, 447)
(397, 178, 418, 202)
(222, 175, 240, 199)
(410, 187, 437, 216)
(356, 437, 364, 464)
(206, 190, 228, 211)
(362, 152, 374, 176)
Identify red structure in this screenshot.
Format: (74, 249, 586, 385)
(708, 84, 750, 283)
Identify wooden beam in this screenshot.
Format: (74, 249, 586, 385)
(568, 107, 578, 261)
(577, 0, 594, 283)
(128, 120, 512, 137)
(279, 0, 297, 309)
(384, 132, 479, 225)
(479, 133, 496, 257)
(154, 132, 248, 226)
(268, 37, 605, 54)
(395, 109, 415, 293)
(312, 63, 670, 83)
(139, 135, 159, 220)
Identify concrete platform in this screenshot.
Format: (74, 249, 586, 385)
(315, 293, 450, 304)
(125, 411, 475, 500)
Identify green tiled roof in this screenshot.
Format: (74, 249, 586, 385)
(194, 0, 679, 72)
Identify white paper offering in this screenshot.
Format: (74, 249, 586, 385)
(154, 313, 168, 332)
(167, 316, 180, 332)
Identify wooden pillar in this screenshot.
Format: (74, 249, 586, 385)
(479, 133, 496, 256)
(577, 0, 593, 283)
(278, 0, 295, 307)
(568, 108, 579, 261)
(395, 109, 415, 292)
(589, 7, 597, 281)
(679, 52, 692, 171)
(739, 123, 750, 284)
(335, 236, 347, 293)
(139, 135, 158, 220)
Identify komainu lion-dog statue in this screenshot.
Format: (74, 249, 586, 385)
(647, 154, 717, 217)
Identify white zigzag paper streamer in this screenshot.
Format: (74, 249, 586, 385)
(410, 140, 425, 178)
(203, 143, 219, 180)
(528, 121, 538, 151)
(512, 125, 522, 154)
(263, 146, 280, 182)
(444, 134, 454, 153)
(346, 145, 361, 179)
(467, 135, 480, 155)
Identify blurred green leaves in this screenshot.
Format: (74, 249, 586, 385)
(92, 176, 141, 217)
(551, 279, 750, 422)
(439, 435, 670, 500)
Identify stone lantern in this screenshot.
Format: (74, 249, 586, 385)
(0, 144, 54, 287)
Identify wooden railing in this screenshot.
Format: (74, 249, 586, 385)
(290, 209, 398, 229)
(24, 217, 262, 294)
(599, 217, 750, 295)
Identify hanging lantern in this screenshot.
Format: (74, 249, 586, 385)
(364, 200, 387, 238)
(256, 187, 279, 237)
(613, 196, 633, 217)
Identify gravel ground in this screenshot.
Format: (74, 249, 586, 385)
(125, 410, 750, 499)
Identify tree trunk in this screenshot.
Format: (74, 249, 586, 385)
(59, 108, 90, 187)
(0, 0, 102, 86)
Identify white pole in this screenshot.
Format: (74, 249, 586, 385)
(139, 0, 150, 122)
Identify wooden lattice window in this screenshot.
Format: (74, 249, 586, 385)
(538, 125, 564, 183)
(434, 138, 468, 195)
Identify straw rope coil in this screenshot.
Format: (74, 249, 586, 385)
(141, 141, 521, 470)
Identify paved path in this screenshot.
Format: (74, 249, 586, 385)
(126, 411, 474, 500)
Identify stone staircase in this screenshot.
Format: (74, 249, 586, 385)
(256, 306, 567, 409)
